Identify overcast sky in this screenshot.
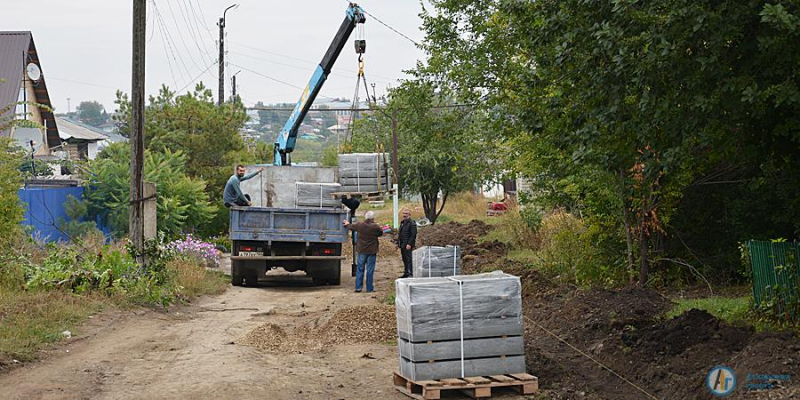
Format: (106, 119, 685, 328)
(1, 1, 428, 114)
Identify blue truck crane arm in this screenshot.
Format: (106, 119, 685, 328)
(273, 4, 366, 166)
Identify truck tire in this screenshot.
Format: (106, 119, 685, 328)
(231, 274, 243, 286)
(309, 260, 341, 286)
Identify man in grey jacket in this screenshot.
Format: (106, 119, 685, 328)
(224, 165, 264, 207)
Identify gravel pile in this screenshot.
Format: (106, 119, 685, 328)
(317, 304, 396, 346)
(240, 304, 396, 352)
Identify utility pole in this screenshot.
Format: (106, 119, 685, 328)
(218, 4, 238, 105)
(231, 70, 240, 102)
(391, 109, 399, 184)
(67, 97, 71, 114)
(130, 0, 146, 261)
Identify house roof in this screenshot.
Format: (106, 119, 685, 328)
(56, 117, 107, 142)
(0, 31, 61, 148)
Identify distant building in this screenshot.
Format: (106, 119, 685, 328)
(0, 31, 62, 155)
(55, 117, 108, 160)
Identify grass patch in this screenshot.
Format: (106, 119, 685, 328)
(169, 259, 229, 298)
(0, 257, 229, 366)
(506, 248, 538, 264)
(666, 296, 751, 324)
(665, 296, 793, 333)
(0, 290, 105, 363)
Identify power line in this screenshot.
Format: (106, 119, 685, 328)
(151, 1, 184, 89)
(228, 62, 338, 102)
(246, 104, 478, 112)
(359, 6, 419, 47)
(47, 76, 118, 90)
(176, 0, 216, 66)
(163, 0, 208, 75)
(228, 41, 398, 82)
(176, 60, 218, 94)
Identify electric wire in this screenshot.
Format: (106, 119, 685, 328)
(176, 60, 218, 94)
(176, 0, 216, 66)
(151, 1, 184, 89)
(228, 41, 397, 82)
(351, 3, 420, 47)
(163, 0, 208, 75)
(228, 62, 338, 102)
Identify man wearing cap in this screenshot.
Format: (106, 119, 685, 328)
(343, 211, 383, 293)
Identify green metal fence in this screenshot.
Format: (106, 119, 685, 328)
(746, 240, 800, 321)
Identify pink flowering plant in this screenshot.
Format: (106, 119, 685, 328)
(165, 235, 220, 268)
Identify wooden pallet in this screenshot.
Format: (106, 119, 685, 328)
(393, 371, 538, 399)
(331, 188, 396, 199)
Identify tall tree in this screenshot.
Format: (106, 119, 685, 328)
(75, 100, 108, 127)
(114, 83, 251, 234)
(419, 0, 800, 284)
(351, 79, 494, 223)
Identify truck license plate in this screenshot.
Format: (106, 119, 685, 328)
(239, 251, 261, 257)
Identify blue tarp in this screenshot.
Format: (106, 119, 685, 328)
(18, 186, 85, 242)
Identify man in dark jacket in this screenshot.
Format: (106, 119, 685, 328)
(398, 208, 417, 278)
(343, 211, 383, 292)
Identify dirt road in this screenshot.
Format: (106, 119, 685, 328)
(1, 244, 412, 400)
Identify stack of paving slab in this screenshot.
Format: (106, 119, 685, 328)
(395, 271, 525, 381)
(413, 246, 462, 278)
(295, 182, 342, 208)
(338, 153, 388, 193)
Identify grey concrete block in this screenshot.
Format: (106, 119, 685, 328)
(396, 272, 523, 342)
(398, 355, 526, 381)
(295, 182, 341, 208)
(397, 317, 523, 342)
(239, 166, 337, 208)
(398, 336, 524, 362)
(413, 246, 461, 277)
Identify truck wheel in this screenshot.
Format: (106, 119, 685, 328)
(327, 274, 341, 286)
(231, 275, 243, 286)
(247, 274, 259, 287)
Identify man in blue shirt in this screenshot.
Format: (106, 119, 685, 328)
(224, 164, 264, 207)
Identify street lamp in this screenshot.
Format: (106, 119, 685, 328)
(218, 4, 239, 105)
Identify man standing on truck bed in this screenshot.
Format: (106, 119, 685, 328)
(224, 165, 264, 207)
(343, 211, 383, 293)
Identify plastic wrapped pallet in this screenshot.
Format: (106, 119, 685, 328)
(395, 271, 525, 381)
(413, 246, 461, 277)
(399, 355, 526, 381)
(395, 271, 523, 342)
(295, 182, 342, 208)
(338, 153, 388, 192)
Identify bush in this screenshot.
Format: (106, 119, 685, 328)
(84, 143, 216, 238)
(0, 139, 23, 248)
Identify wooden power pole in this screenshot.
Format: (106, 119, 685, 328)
(130, 0, 146, 261)
(217, 15, 225, 105)
(391, 109, 399, 184)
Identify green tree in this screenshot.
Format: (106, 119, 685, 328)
(114, 83, 252, 234)
(0, 138, 23, 247)
(84, 143, 216, 237)
(75, 100, 108, 127)
(418, 0, 800, 285)
(351, 79, 494, 223)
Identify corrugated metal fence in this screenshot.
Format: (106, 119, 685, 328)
(18, 186, 85, 242)
(746, 240, 800, 320)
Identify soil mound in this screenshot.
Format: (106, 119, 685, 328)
(418, 220, 508, 273)
(418, 220, 491, 248)
(624, 309, 753, 357)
